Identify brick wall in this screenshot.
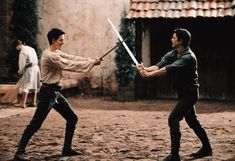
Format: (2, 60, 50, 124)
(0, 0, 14, 79)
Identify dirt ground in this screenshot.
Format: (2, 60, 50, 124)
(0, 96, 234, 161)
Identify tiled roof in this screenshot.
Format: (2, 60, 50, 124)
(126, 0, 235, 19)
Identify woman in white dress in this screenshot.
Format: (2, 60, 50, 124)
(16, 40, 41, 108)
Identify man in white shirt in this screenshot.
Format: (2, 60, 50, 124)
(14, 28, 102, 161)
(16, 40, 41, 108)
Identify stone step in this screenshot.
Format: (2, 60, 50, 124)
(0, 84, 16, 94)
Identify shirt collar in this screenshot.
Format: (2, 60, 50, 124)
(174, 47, 190, 58)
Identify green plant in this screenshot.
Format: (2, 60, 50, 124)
(115, 8, 136, 87)
(7, 0, 39, 81)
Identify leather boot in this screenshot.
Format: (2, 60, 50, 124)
(190, 146, 212, 158)
(62, 126, 82, 156)
(161, 154, 180, 161)
(190, 125, 212, 158)
(14, 130, 32, 161)
(13, 153, 30, 161)
(161, 130, 181, 161)
(62, 148, 83, 156)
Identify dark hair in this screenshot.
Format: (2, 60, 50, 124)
(47, 28, 65, 45)
(14, 39, 22, 46)
(174, 28, 191, 48)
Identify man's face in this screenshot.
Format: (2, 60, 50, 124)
(16, 44, 22, 51)
(171, 33, 181, 48)
(53, 34, 65, 50)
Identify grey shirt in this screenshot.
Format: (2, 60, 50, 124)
(156, 48, 199, 94)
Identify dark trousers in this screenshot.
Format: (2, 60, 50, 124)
(168, 89, 211, 155)
(16, 84, 78, 154)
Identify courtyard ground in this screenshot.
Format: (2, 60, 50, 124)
(0, 96, 234, 161)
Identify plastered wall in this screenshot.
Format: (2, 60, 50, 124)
(37, 0, 130, 93)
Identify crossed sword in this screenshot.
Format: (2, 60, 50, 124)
(99, 18, 139, 66)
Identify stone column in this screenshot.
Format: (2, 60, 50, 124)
(141, 24, 151, 66)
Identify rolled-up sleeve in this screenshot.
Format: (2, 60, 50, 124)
(156, 51, 174, 68)
(18, 52, 27, 74)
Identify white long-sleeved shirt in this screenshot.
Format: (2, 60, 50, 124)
(40, 48, 96, 84)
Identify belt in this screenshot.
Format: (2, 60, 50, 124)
(26, 63, 38, 68)
(41, 83, 61, 104)
(42, 83, 61, 90)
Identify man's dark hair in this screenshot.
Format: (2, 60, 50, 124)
(14, 39, 22, 47)
(47, 28, 65, 45)
(174, 28, 191, 48)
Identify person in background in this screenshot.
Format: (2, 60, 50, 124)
(16, 40, 41, 108)
(13, 28, 102, 161)
(136, 28, 212, 161)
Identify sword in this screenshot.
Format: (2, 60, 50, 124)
(98, 38, 127, 60)
(107, 17, 139, 66)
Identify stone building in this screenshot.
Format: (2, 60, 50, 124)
(127, 0, 235, 100)
(0, 0, 130, 95)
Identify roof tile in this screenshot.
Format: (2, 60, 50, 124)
(182, 1, 189, 9)
(180, 9, 187, 17)
(211, 9, 217, 17)
(144, 2, 151, 10)
(217, 1, 225, 9)
(225, 8, 233, 15)
(162, 2, 170, 10)
(156, 2, 163, 10)
(187, 9, 197, 17)
(169, 2, 177, 10)
(150, 2, 156, 10)
(217, 8, 224, 17)
(197, 2, 203, 9)
(130, 2, 138, 10)
(210, 1, 217, 9)
(203, 1, 210, 10)
(127, 0, 235, 19)
(160, 10, 167, 17)
(175, 1, 183, 10)
(189, 1, 197, 9)
(197, 9, 204, 17)
(137, 2, 144, 11)
(204, 10, 211, 17)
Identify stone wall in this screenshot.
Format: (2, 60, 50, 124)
(37, 0, 130, 94)
(0, 0, 130, 94)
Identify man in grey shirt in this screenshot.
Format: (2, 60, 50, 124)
(137, 28, 212, 161)
(14, 28, 102, 161)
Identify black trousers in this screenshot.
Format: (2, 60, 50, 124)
(16, 84, 78, 154)
(168, 89, 211, 155)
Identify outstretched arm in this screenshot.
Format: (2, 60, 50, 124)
(144, 65, 159, 72)
(136, 63, 160, 76)
(136, 63, 159, 72)
(50, 53, 102, 73)
(140, 67, 167, 78)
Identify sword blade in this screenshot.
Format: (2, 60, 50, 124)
(107, 17, 139, 65)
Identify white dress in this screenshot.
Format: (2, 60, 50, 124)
(18, 45, 41, 93)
